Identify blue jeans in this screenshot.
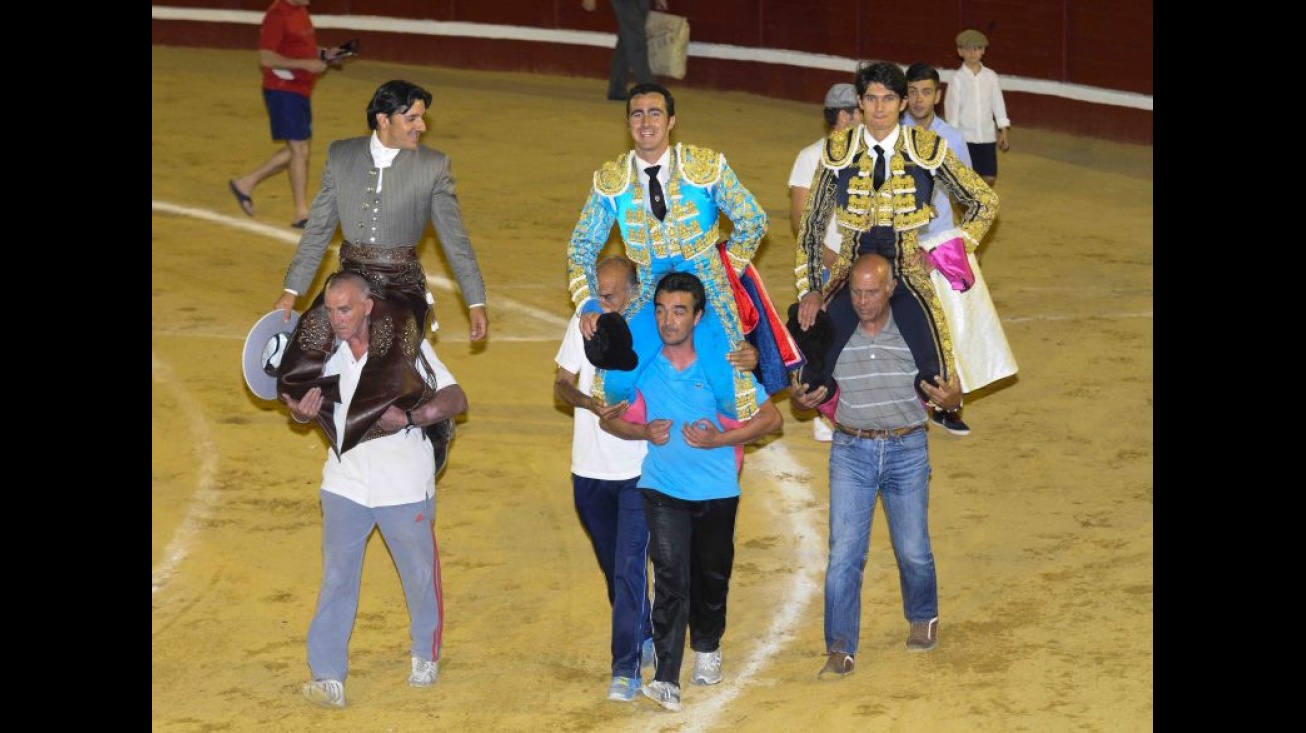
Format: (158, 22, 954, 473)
(823, 427, 936, 656)
(573, 474, 653, 678)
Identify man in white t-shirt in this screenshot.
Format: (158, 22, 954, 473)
(554, 255, 654, 703)
(282, 271, 468, 709)
(788, 82, 861, 442)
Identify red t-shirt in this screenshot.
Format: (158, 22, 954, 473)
(259, 0, 317, 98)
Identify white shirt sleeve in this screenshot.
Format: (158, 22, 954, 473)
(554, 316, 585, 374)
(788, 140, 822, 189)
(987, 68, 1011, 130)
(419, 340, 457, 388)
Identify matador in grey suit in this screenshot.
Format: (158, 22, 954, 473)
(274, 80, 488, 455)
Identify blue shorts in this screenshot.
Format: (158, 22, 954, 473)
(263, 89, 312, 142)
(966, 142, 997, 178)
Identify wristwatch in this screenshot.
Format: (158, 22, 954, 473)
(405, 409, 416, 429)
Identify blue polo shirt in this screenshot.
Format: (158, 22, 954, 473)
(634, 351, 761, 501)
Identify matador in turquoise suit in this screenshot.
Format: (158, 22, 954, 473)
(567, 82, 768, 419)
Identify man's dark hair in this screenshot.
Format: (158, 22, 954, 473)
(823, 107, 855, 127)
(626, 82, 676, 117)
(654, 271, 705, 315)
(854, 61, 907, 99)
(905, 62, 941, 86)
(366, 80, 433, 130)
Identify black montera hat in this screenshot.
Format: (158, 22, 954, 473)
(786, 302, 835, 390)
(583, 312, 639, 372)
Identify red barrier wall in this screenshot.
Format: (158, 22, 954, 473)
(152, 0, 1153, 144)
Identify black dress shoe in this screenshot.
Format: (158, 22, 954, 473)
(291, 219, 308, 229)
(426, 418, 456, 476)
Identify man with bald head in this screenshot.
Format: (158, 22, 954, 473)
(282, 270, 469, 708)
(791, 254, 960, 680)
(554, 255, 654, 702)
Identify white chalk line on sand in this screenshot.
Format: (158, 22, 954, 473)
(152, 353, 221, 596)
(668, 440, 823, 733)
(151, 201, 570, 334)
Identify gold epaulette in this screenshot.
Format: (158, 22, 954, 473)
(902, 126, 946, 170)
(820, 127, 859, 170)
(593, 152, 634, 197)
(677, 143, 724, 186)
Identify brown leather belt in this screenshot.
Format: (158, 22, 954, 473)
(341, 242, 418, 263)
(833, 422, 925, 440)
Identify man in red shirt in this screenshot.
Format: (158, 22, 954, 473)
(228, 0, 345, 228)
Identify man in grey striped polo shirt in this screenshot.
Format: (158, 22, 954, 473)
(790, 253, 961, 679)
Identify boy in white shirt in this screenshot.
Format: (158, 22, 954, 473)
(944, 29, 1010, 186)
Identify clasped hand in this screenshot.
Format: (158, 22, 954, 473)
(281, 387, 323, 423)
(789, 374, 829, 410)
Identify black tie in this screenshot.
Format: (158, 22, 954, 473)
(872, 144, 886, 190)
(646, 165, 667, 221)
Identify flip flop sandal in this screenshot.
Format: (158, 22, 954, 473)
(228, 180, 254, 217)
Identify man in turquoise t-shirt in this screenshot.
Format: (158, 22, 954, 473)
(601, 271, 782, 713)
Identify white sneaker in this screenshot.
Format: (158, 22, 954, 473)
(642, 680, 682, 711)
(813, 416, 834, 442)
(408, 657, 439, 687)
(302, 678, 346, 708)
(691, 649, 722, 685)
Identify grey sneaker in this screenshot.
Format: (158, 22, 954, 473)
(691, 649, 722, 685)
(642, 680, 682, 711)
(302, 678, 346, 708)
(607, 675, 641, 702)
(408, 657, 438, 687)
(907, 617, 939, 652)
(817, 652, 855, 680)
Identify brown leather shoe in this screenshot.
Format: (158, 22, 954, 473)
(906, 617, 939, 652)
(817, 652, 854, 679)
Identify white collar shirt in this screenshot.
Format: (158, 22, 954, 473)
(369, 132, 402, 192)
(319, 339, 455, 507)
(863, 124, 901, 164)
(637, 148, 672, 218)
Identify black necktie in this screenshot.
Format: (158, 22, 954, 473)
(646, 165, 667, 221)
(872, 144, 886, 190)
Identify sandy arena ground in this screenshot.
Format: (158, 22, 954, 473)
(152, 46, 1153, 731)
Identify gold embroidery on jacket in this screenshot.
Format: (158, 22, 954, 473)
(822, 128, 857, 168)
(369, 314, 395, 360)
(678, 144, 722, 186)
(297, 309, 334, 353)
(594, 153, 633, 197)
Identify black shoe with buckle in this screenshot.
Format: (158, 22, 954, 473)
(931, 410, 971, 436)
(426, 417, 455, 476)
